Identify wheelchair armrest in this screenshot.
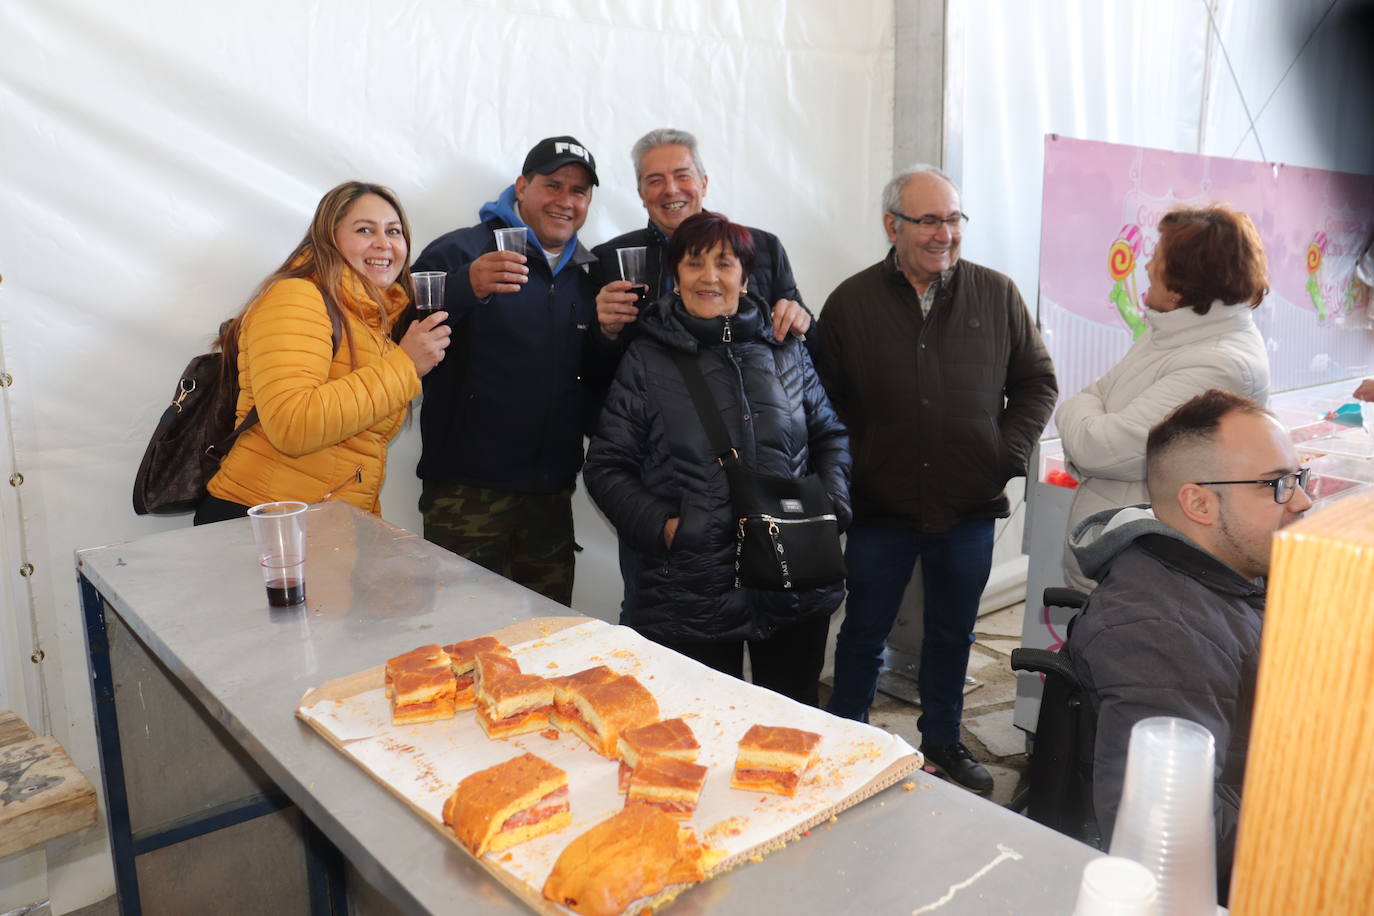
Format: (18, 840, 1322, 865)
(1010, 647, 1081, 688)
(1043, 587, 1089, 610)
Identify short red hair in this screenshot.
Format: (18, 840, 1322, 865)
(1157, 205, 1269, 314)
(664, 211, 756, 282)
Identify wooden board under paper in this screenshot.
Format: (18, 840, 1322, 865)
(297, 616, 922, 915)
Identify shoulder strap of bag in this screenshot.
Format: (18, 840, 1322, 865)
(668, 349, 735, 462)
(209, 301, 343, 458)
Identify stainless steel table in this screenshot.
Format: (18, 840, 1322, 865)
(77, 501, 1097, 914)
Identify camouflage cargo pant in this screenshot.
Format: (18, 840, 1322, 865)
(420, 481, 575, 606)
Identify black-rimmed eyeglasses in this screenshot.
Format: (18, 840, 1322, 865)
(889, 210, 969, 231)
(1195, 467, 1312, 504)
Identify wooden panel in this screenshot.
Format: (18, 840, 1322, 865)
(0, 711, 36, 748)
(1230, 491, 1374, 913)
(0, 736, 99, 858)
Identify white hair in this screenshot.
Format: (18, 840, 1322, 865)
(631, 128, 707, 185)
(881, 164, 959, 214)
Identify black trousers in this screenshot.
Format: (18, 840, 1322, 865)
(650, 613, 833, 708)
(193, 494, 252, 525)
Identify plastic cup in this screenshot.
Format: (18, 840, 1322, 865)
(617, 246, 648, 284)
(1109, 717, 1217, 915)
(494, 226, 529, 256)
(248, 501, 307, 607)
(1073, 856, 1159, 915)
(412, 271, 446, 313)
(617, 245, 651, 306)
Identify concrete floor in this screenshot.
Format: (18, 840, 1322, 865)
(819, 601, 1031, 806)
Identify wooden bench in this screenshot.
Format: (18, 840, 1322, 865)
(0, 709, 98, 858)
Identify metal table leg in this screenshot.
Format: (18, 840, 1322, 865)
(79, 571, 143, 914)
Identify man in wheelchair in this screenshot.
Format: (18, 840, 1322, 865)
(1064, 389, 1311, 896)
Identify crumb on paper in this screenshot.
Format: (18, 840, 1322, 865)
(540, 728, 560, 740)
(702, 816, 748, 843)
(903, 782, 915, 791)
(829, 816, 837, 823)
(501, 852, 513, 862)
(546, 661, 558, 669)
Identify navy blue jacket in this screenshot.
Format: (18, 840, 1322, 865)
(413, 217, 607, 493)
(584, 293, 850, 643)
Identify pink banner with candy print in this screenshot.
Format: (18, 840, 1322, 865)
(1037, 135, 1374, 432)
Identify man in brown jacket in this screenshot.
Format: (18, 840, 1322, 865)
(816, 165, 1056, 792)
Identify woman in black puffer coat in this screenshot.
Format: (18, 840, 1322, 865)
(584, 211, 850, 706)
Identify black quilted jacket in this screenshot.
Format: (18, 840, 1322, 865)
(583, 293, 851, 643)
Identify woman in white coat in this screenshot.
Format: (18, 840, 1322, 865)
(1058, 204, 1271, 590)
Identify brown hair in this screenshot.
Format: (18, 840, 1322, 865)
(1146, 388, 1272, 501)
(215, 181, 413, 374)
(1156, 205, 1269, 315)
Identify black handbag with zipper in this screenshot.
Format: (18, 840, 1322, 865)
(668, 349, 846, 591)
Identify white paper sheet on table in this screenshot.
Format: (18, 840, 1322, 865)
(298, 618, 920, 901)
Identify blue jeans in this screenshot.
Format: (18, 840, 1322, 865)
(827, 520, 994, 744)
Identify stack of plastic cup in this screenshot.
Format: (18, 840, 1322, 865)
(1109, 717, 1217, 915)
(1073, 856, 1159, 915)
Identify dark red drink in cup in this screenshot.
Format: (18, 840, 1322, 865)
(248, 501, 308, 608)
(617, 246, 650, 305)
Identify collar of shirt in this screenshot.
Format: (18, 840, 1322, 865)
(918, 267, 955, 316)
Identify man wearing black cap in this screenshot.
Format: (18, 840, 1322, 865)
(413, 135, 612, 604)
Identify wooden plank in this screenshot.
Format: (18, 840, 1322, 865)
(0, 710, 35, 748)
(1230, 491, 1374, 913)
(0, 736, 99, 858)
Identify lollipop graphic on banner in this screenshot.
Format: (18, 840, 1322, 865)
(1306, 231, 1328, 321)
(1108, 224, 1149, 339)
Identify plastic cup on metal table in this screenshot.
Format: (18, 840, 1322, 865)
(248, 501, 308, 607)
(1109, 716, 1218, 915)
(1072, 855, 1158, 915)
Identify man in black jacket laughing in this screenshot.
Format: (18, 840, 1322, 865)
(592, 128, 812, 346)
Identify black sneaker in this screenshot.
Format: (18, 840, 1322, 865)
(920, 741, 993, 794)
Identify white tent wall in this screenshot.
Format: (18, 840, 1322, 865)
(0, 1, 894, 908)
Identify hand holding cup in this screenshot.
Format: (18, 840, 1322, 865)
(469, 251, 528, 298)
(596, 281, 641, 340)
(400, 310, 451, 376)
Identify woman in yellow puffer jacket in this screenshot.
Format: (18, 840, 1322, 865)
(195, 181, 451, 523)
